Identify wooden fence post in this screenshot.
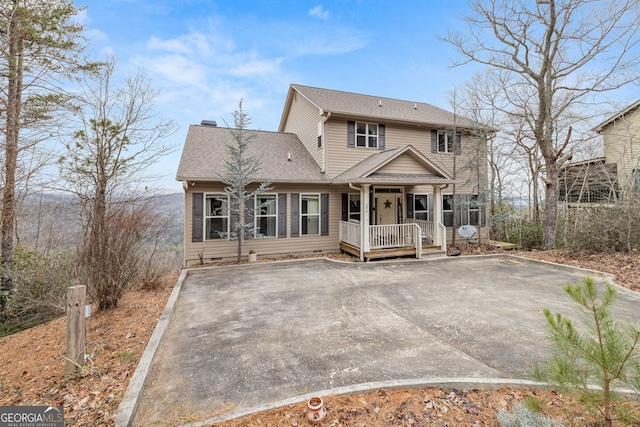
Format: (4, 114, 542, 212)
(66, 285, 86, 375)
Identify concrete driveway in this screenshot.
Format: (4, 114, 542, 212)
(129, 255, 640, 426)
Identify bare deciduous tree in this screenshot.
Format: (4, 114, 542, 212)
(59, 57, 176, 309)
(442, 0, 640, 249)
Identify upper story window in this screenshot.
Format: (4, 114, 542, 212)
(437, 131, 453, 153)
(432, 130, 461, 155)
(357, 122, 378, 148)
(348, 121, 386, 150)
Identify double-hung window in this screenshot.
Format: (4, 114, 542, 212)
(301, 194, 320, 235)
(437, 131, 453, 153)
(442, 194, 454, 227)
(414, 195, 428, 220)
(468, 194, 479, 225)
(205, 194, 228, 239)
(356, 122, 378, 148)
(256, 194, 277, 237)
(349, 194, 361, 222)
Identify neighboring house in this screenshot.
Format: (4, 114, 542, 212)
(560, 99, 640, 205)
(177, 84, 491, 266)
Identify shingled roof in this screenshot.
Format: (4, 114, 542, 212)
(279, 84, 482, 131)
(176, 125, 329, 183)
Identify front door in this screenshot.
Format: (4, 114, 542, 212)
(375, 194, 397, 225)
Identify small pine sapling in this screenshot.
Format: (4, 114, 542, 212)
(533, 277, 640, 427)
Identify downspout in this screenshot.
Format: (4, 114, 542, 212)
(349, 182, 366, 261)
(320, 112, 331, 173)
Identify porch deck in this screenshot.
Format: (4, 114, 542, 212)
(339, 220, 446, 261)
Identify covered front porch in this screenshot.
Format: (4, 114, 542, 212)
(339, 219, 446, 261)
(333, 145, 455, 261)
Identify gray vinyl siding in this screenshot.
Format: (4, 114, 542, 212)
(376, 153, 429, 174)
(183, 184, 345, 266)
(281, 92, 323, 169)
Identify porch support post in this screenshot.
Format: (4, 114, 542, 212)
(432, 184, 443, 247)
(361, 184, 371, 261)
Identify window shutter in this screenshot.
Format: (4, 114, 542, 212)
(291, 193, 299, 237)
(341, 193, 348, 221)
(454, 132, 462, 155)
(378, 124, 385, 150)
(191, 192, 203, 242)
(347, 121, 355, 148)
(479, 193, 486, 227)
(454, 194, 462, 228)
(431, 130, 437, 153)
(321, 193, 329, 236)
(428, 194, 433, 221)
(245, 196, 254, 239)
(406, 193, 414, 219)
(278, 193, 287, 238)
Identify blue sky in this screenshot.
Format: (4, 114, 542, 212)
(78, 0, 479, 192)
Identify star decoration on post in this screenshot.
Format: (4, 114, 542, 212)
(384, 199, 392, 209)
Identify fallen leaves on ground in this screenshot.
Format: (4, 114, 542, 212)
(1, 249, 639, 426)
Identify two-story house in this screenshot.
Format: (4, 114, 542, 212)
(177, 84, 490, 265)
(559, 99, 640, 205)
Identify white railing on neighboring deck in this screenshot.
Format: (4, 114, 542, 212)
(339, 220, 361, 248)
(369, 223, 421, 251)
(404, 219, 434, 244)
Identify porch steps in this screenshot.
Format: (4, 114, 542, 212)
(339, 242, 444, 261)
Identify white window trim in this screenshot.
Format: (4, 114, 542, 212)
(300, 193, 321, 236)
(437, 130, 454, 153)
(204, 193, 229, 240)
(255, 193, 278, 238)
(349, 193, 361, 222)
(356, 122, 378, 148)
(414, 194, 428, 220)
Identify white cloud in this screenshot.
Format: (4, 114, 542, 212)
(309, 5, 329, 19)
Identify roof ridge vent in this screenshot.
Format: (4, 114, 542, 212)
(201, 120, 217, 126)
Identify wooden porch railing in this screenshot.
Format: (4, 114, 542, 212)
(369, 223, 421, 251)
(404, 219, 434, 244)
(339, 220, 361, 247)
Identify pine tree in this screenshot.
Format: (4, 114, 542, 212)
(219, 100, 272, 263)
(534, 277, 640, 426)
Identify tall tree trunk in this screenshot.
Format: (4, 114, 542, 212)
(1, 4, 24, 303)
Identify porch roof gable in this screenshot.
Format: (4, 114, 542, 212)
(331, 145, 455, 185)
